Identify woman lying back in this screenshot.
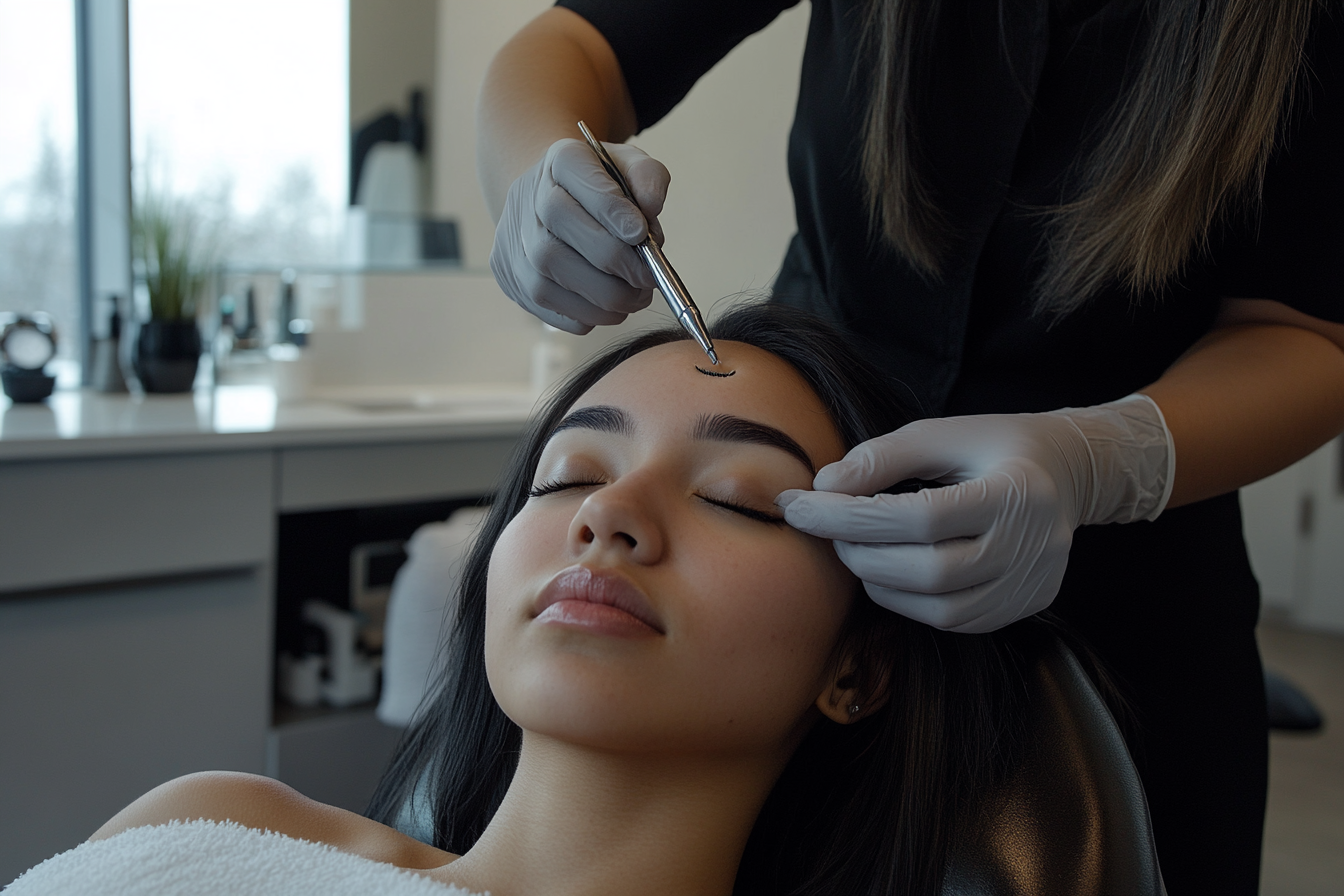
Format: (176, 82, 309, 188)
(14, 304, 1052, 896)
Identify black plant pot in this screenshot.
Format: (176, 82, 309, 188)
(132, 319, 202, 394)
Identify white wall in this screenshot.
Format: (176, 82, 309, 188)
(349, 0, 438, 209)
(305, 272, 535, 388)
(1242, 438, 1344, 633)
(432, 0, 809, 309)
(1242, 463, 1302, 611)
(349, 0, 437, 127)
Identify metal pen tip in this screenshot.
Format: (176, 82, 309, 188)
(707, 348, 720, 366)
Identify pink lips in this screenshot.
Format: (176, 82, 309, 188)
(533, 567, 664, 637)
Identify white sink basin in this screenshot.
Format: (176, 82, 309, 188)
(309, 385, 538, 414)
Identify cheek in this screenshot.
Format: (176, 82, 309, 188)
(678, 531, 853, 706)
(488, 500, 575, 594)
(485, 507, 566, 665)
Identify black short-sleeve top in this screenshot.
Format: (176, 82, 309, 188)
(556, 0, 1344, 417)
(554, 6, 1337, 828)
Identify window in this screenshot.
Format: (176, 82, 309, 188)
(129, 0, 348, 267)
(0, 1, 80, 368)
(2, 1, 350, 382)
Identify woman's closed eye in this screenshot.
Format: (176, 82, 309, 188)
(697, 494, 787, 525)
(529, 477, 787, 525)
(528, 477, 606, 498)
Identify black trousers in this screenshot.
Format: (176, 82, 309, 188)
(1054, 493, 1269, 896)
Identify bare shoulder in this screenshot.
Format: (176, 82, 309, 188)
(89, 771, 455, 870)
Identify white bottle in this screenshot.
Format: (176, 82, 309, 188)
(530, 323, 574, 397)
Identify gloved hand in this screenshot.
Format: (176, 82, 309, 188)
(777, 395, 1175, 633)
(490, 137, 671, 334)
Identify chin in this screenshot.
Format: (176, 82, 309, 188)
(489, 651, 675, 750)
(492, 661, 799, 758)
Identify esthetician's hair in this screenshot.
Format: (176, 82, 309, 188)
(860, 0, 1316, 317)
(367, 302, 1051, 895)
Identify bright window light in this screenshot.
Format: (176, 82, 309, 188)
(0, 0, 79, 359)
(129, 0, 349, 266)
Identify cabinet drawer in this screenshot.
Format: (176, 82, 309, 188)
(0, 451, 274, 593)
(278, 436, 518, 511)
(0, 569, 269, 880)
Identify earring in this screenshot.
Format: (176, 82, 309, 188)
(847, 703, 861, 717)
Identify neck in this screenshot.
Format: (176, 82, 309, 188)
(435, 734, 785, 896)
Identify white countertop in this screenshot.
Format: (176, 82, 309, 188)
(0, 385, 538, 462)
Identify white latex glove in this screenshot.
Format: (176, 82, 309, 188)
(489, 137, 670, 334)
(777, 395, 1175, 633)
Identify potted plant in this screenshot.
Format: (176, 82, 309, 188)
(130, 189, 214, 393)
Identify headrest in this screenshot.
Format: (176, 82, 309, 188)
(942, 639, 1167, 896)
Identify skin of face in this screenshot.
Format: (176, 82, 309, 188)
(485, 340, 858, 758)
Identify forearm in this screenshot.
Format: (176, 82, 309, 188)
(477, 7, 638, 221)
(1140, 323, 1344, 508)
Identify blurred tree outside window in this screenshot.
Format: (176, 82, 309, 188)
(0, 1, 79, 365)
(1, 0, 347, 377)
(129, 0, 348, 271)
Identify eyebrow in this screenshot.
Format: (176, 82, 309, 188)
(552, 405, 634, 438)
(692, 413, 815, 474)
(549, 405, 815, 474)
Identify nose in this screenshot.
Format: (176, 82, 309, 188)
(567, 477, 665, 565)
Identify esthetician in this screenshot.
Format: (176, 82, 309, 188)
(478, 2, 1344, 892)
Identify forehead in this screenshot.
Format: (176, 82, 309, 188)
(570, 340, 846, 464)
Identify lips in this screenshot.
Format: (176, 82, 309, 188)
(532, 566, 664, 636)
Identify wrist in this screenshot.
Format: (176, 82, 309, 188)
(1048, 394, 1176, 526)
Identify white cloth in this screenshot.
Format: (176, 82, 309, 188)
(5, 820, 482, 896)
(377, 506, 490, 727)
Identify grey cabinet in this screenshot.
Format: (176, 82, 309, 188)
(0, 451, 275, 593)
(0, 433, 517, 882)
(0, 570, 271, 881)
(0, 451, 275, 883)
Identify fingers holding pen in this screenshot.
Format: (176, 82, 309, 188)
(534, 180, 657, 298)
(549, 139, 670, 242)
(521, 210, 653, 315)
(490, 135, 671, 332)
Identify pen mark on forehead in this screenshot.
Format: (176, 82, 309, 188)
(696, 366, 736, 378)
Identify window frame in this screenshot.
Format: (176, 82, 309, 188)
(74, 0, 133, 385)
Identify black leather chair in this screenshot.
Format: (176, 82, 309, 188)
(943, 638, 1167, 896)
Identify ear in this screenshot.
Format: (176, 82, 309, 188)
(815, 654, 890, 725)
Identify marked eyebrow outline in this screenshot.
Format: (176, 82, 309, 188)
(547, 405, 816, 474)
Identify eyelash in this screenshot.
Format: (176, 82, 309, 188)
(527, 478, 606, 498)
(698, 495, 788, 526)
(526, 479, 787, 526)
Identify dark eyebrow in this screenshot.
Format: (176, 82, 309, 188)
(550, 405, 634, 439)
(692, 413, 815, 474)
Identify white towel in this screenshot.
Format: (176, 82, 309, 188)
(5, 819, 483, 896)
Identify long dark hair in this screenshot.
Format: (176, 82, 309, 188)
(859, 0, 1316, 315)
(366, 303, 1049, 895)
